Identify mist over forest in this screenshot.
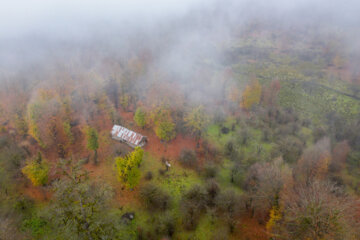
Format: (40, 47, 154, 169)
(0, 1, 359, 240)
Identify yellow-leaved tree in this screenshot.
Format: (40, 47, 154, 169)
(115, 147, 144, 189)
(184, 105, 209, 139)
(241, 80, 262, 110)
(266, 205, 282, 233)
(22, 152, 49, 186)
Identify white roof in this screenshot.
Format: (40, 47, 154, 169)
(111, 125, 144, 146)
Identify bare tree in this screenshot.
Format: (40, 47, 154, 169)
(273, 180, 360, 240)
(244, 158, 287, 222)
(294, 137, 331, 184)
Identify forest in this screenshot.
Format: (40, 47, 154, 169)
(0, 0, 360, 239)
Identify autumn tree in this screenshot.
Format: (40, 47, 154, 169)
(134, 107, 146, 128)
(244, 159, 286, 222)
(273, 180, 360, 240)
(22, 152, 49, 187)
(51, 159, 115, 240)
(14, 110, 28, 136)
(262, 79, 281, 106)
(329, 140, 350, 174)
(184, 105, 209, 139)
(115, 147, 144, 189)
(85, 126, 99, 165)
(27, 103, 45, 148)
(294, 137, 331, 184)
(151, 107, 176, 141)
(241, 79, 262, 110)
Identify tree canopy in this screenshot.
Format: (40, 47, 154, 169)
(22, 152, 49, 187)
(115, 147, 144, 189)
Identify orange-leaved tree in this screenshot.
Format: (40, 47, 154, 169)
(241, 79, 262, 110)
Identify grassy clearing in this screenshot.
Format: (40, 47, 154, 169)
(140, 152, 202, 202)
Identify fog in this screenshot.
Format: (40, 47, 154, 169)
(1, 0, 360, 105)
(2, 0, 359, 43)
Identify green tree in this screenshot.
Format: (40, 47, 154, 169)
(115, 147, 144, 189)
(14, 110, 28, 136)
(150, 107, 176, 141)
(22, 152, 48, 187)
(86, 127, 99, 165)
(27, 103, 45, 148)
(134, 107, 146, 128)
(155, 120, 176, 142)
(52, 159, 114, 240)
(184, 105, 209, 139)
(63, 120, 74, 144)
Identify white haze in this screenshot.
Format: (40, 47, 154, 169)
(1, 0, 360, 105)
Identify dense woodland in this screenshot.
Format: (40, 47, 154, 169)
(0, 1, 360, 239)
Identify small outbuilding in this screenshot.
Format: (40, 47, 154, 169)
(111, 125, 147, 148)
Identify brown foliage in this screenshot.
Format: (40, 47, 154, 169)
(274, 180, 360, 240)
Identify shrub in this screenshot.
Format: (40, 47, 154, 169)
(13, 196, 34, 213)
(140, 184, 171, 211)
(231, 164, 246, 187)
(276, 136, 304, 164)
(22, 217, 48, 238)
(153, 213, 176, 237)
(145, 171, 153, 181)
(180, 185, 207, 230)
(178, 149, 198, 168)
(205, 179, 220, 206)
(215, 190, 242, 233)
(203, 164, 218, 179)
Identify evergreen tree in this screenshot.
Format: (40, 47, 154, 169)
(86, 127, 99, 165)
(134, 107, 146, 128)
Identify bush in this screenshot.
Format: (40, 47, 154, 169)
(153, 213, 176, 237)
(276, 136, 304, 164)
(211, 227, 229, 240)
(237, 128, 251, 146)
(178, 149, 198, 168)
(225, 140, 235, 156)
(215, 190, 242, 233)
(0, 136, 9, 149)
(140, 184, 171, 211)
(203, 164, 218, 179)
(205, 179, 220, 206)
(145, 171, 153, 181)
(180, 185, 207, 230)
(231, 164, 246, 187)
(22, 217, 48, 238)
